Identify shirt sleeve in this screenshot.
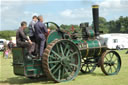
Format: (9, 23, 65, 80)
(19, 29, 29, 41)
(32, 21, 35, 31)
(43, 23, 48, 33)
(39, 22, 48, 33)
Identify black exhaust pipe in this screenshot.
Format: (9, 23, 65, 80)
(92, 5, 99, 36)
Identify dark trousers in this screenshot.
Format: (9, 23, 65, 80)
(38, 39, 46, 57)
(17, 41, 35, 55)
(29, 36, 35, 42)
(30, 36, 38, 55)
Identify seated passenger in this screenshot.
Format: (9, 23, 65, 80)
(16, 21, 35, 59)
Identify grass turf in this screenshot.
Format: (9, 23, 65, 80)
(0, 50, 128, 85)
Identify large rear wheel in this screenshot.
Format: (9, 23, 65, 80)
(42, 39, 81, 82)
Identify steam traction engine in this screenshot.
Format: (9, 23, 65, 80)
(12, 5, 121, 82)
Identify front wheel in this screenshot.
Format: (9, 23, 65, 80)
(100, 51, 121, 75)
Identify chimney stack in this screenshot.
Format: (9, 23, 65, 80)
(92, 5, 99, 36)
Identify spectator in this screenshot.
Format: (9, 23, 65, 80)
(3, 41, 8, 58)
(8, 40, 15, 50)
(5, 49, 9, 59)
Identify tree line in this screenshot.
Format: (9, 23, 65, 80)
(0, 30, 16, 40)
(60, 16, 128, 34)
(0, 16, 128, 40)
(99, 16, 128, 33)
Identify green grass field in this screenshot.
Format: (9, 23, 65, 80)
(0, 50, 128, 85)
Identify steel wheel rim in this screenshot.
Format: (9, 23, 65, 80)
(101, 51, 121, 75)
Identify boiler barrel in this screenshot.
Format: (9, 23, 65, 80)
(79, 40, 106, 58)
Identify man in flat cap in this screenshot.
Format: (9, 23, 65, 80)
(34, 15, 48, 57)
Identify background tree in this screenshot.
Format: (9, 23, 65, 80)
(0, 31, 16, 40)
(99, 17, 109, 33)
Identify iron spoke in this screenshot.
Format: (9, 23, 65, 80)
(61, 67, 65, 79)
(87, 65, 90, 71)
(104, 64, 108, 68)
(109, 53, 112, 59)
(66, 49, 71, 56)
(85, 65, 88, 72)
(105, 56, 109, 61)
(64, 68, 70, 76)
(68, 52, 78, 58)
(110, 53, 114, 61)
(50, 63, 59, 71)
(90, 63, 94, 67)
(113, 65, 117, 71)
(110, 66, 112, 73)
(108, 66, 111, 73)
(53, 64, 61, 74)
(64, 44, 69, 53)
(52, 50, 61, 59)
(69, 63, 78, 68)
(49, 60, 60, 64)
(111, 53, 114, 58)
(66, 65, 73, 72)
(60, 44, 64, 56)
(56, 44, 60, 53)
(49, 55, 57, 60)
(58, 69, 61, 80)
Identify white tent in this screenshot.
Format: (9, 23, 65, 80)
(100, 33, 128, 49)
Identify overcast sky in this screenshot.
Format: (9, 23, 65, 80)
(0, 0, 128, 31)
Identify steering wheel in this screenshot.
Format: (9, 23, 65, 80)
(44, 22, 70, 39)
(44, 22, 60, 31)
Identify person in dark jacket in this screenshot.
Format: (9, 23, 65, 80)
(8, 40, 15, 50)
(7, 40, 15, 58)
(34, 15, 48, 57)
(29, 16, 38, 55)
(16, 21, 35, 58)
(29, 16, 38, 42)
